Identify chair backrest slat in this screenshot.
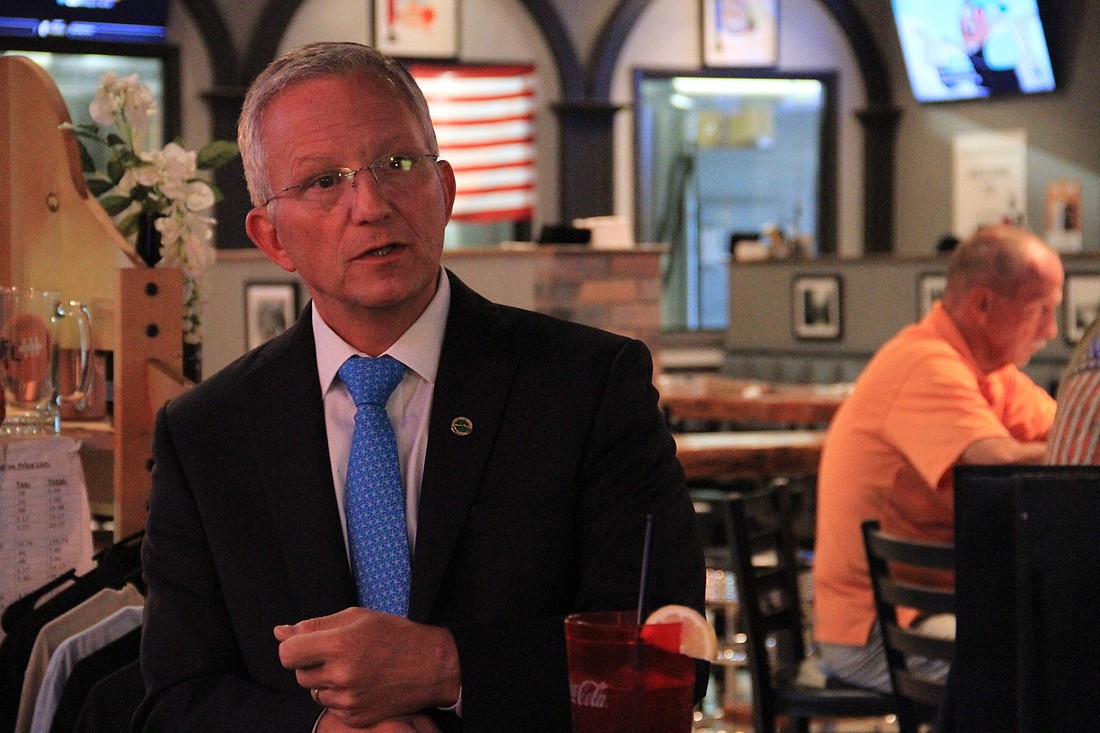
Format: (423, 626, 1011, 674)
(862, 519, 955, 733)
(878, 578, 955, 615)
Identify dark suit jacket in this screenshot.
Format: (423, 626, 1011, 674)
(134, 271, 705, 732)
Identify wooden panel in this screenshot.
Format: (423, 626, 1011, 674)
(0, 55, 139, 350)
(113, 268, 188, 538)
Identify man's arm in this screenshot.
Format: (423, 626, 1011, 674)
(959, 436, 1047, 465)
(136, 408, 325, 732)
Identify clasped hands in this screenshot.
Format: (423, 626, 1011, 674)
(275, 607, 461, 731)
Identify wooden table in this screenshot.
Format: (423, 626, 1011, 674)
(674, 430, 825, 483)
(657, 373, 850, 428)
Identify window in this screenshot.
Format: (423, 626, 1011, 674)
(635, 70, 834, 331)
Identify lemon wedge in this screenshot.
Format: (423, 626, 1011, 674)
(643, 604, 718, 661)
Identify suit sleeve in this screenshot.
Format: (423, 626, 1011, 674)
(134, 407, 321, 732)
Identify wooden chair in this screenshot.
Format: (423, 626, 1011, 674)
(861, 519, 955, 733)
(723, 487, 895, 733)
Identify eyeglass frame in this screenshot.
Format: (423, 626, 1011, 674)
(260, 152, 440, 207)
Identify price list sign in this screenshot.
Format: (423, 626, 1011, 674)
(0, 437, 93, 639)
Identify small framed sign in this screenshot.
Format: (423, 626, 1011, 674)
(1064, 274, 1100, 345)
(245, 281, 299, 350)
(374, 0, 459, 59)
(792, 274, 842, 340)
(701, 0, 779, 68)
(917, 273, 947, 319)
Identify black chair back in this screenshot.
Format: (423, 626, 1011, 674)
(861, 519, 955, 733)
(954, 464, 1100, 733)
(724, 487, 894, 733)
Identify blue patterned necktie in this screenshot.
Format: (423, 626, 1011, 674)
(338, 354, 410, 616)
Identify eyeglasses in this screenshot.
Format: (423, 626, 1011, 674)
(262, 152, 440, 207)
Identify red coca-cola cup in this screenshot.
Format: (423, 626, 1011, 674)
(564, 611, 695, 733)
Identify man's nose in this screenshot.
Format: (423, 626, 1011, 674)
(348, 166, 391, 217)
(1042, 308, 1059, 339)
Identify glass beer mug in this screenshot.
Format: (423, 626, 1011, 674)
(0, 287, 92, 435)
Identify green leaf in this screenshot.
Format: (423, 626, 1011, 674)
(196, 140, 239, 170)
(208, 183, 225, 204)
(86, 177, 115, 197)
(99, 195, 133, 217)
(116, 211, 141, 237)
(117, 148, 144, 168)
(106, 132, 127, 147)
(106, 157, 126, 185)
(127, 184, 153, 202)
(71, 127, 107, 146)
(78, 142, 96, 174)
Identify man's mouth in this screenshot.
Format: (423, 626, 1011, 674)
(366, 244, 397, 257)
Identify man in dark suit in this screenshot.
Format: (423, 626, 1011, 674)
(135, 42, 705, 732)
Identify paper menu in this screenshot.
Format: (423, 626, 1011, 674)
(0, 437, 93, 641)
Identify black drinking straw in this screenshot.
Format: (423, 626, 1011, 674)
(636, 513, 655, 625)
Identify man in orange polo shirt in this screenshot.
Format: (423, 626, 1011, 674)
(813, 224, 1062, 692)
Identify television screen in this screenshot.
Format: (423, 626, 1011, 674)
(891, 0, 1056, 102)
(0, 0, 168, 44)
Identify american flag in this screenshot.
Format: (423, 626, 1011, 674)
(411, 64, 536, 223)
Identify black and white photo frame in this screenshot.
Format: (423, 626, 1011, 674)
(917, 272, 947, 319)
(792, 274, 842, 340)
(1064, 274, 1100, 345)
(245, 281, 300, 350)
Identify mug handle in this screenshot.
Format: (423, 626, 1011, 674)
(54, 300, 93, 408)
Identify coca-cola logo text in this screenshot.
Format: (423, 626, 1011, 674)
(570, 679, 609, 709)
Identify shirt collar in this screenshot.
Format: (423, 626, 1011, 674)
(923, 300, 1014, 381)
(314, 268, 450, 394)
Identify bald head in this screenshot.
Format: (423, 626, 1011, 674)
(943, 224, 1061, 308)
(942, 225, 1064, 372)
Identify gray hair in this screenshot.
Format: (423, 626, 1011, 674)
(943, 224, 1048, 303)
(238, 42, 438, 207)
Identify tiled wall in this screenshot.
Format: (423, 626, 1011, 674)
(443, 244, 665, 362)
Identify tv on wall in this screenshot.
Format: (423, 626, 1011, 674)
(0, 0, 169, 44)
(891, 0, 1056, 103)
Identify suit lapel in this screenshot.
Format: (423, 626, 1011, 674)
(409, 274, 518, 620)
(242, 311, 358, 619)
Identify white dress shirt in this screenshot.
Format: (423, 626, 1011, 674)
(313, 268, 450, 559)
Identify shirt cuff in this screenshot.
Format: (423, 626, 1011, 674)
(440, 686, 462, 716)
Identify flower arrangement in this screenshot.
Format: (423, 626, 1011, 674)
(65, 72, 238, 351)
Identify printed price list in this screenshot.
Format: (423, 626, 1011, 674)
(0, 437, 92, 638)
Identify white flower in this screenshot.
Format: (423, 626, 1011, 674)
(156, 143, 199, 197)
(182, 180, 216, 212)
(74, 71, 237, 354)
(91, 72, 157, 137)
(129, 162, 161, 188)
(89, 83, 118, 126)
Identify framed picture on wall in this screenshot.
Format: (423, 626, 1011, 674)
(1064, 274, 1100, 345)
(917, 273, 947, 318)
(792, 274, 842, 340)
(245, 282, 300, 350)
(373, 0, 459, 59)
(701, 0, 779, 67)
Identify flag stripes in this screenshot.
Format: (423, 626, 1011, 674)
(411, 64, 537, 223)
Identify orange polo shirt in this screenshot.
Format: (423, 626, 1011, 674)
(812, 302, 1055, 646)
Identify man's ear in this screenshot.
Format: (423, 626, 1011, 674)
(436, 158, 457, 221)
(967, 284, 996, 322)
(246, 206, 297, 273)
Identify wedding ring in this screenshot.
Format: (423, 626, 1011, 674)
(311, 688, 321, 704)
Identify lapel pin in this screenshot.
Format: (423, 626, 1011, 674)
(450, 416, 473, 436)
